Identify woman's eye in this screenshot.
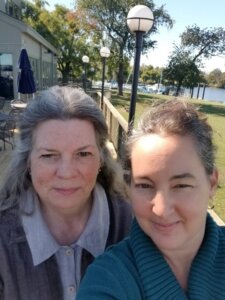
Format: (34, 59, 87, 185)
(174, 184, 193, 189)
(78, 151, 92, 157)
(134, 183, 152, 189)
(41, 154, 58, 159)
(41, 154, 53, 158)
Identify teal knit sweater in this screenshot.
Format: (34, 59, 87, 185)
(77, 214, 225, 299)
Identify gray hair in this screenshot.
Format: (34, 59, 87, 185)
(127, 99, 216, 175)
(0, 86, 127, 210)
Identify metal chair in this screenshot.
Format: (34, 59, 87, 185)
(0, 97, 5, 111)
(0, 113, 16, 150)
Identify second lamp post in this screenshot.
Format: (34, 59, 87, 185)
(100, 47, 110, 109)
(82, 55, 89, 92)
(127, 5, 154, 132)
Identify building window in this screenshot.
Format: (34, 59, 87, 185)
(29, 57, 39, 90)
(5, 0, 21, 19)
(42, 61, 52, 89)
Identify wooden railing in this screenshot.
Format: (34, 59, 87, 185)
(92, 91, 225, 225)
(94, 91, 128, 166)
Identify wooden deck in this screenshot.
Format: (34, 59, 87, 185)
(0, 146, 13, 185)
(0, 100, 16, 185)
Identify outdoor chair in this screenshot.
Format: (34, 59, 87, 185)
(9, 105, 24, 127)
(0, 113, 16, 150)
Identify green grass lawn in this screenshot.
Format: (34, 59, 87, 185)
(111, 91, 225, 222)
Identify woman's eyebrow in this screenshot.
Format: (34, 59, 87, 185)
(170, 173, 195, 180)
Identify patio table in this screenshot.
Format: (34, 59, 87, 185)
(11, 103, 27, 109)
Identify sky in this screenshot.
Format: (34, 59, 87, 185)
(47, 0, 225, 73)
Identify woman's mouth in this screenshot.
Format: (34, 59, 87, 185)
(54, 187, 79, 196)
(153, 221, 180, 232)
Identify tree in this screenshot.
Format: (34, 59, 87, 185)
(165, 25, 225, 94)
(77, 0, 173, 95)
(48, 6, 97, 82)
(163, 47, 203, 95)
(181, 25, 225, 61)
(140, 65, 162, 84)
(206, 69, 225, 88)
(21, 2, 102, 83)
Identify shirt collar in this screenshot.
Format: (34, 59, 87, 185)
(21, 192, 60, 266)
(76, 183, 109, 258)
(21, 183, 109, 266)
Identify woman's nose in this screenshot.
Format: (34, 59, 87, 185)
(56, 158, 77, 178)
(152, 192, 174, 218)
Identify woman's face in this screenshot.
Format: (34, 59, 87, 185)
(130, 134, 218, 254)
(30, 119, 101, 216)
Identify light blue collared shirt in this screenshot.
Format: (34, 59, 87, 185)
(22, 183, 109, 300)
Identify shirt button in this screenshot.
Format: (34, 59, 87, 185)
(68, 285, 75, 294)
(65, 247, 73, 256)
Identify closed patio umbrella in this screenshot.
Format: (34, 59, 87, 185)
(17, 48, 36, 100)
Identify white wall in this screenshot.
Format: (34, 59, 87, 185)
(0, 10, 58, 98)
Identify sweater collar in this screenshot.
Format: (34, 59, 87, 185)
(130, 214, 225, 299)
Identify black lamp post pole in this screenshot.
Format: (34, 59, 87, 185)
(90, 68, 95, 82)
(128, 31, 144, 133)
(101, 57, 106, 109)
(83, 63, 87, 92)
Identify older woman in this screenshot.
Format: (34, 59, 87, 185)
(77, 99, 224, 299)
(0, 86, 132, 300)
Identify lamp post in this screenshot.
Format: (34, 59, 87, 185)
(100, 47, 110, 109)
(82, 55, 89, 92)
(127, 5, 154, 132)
(90, 67, 95, 89)
(90, 67, 95, 82)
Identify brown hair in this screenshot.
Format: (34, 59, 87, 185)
(127, 99, 216, 175)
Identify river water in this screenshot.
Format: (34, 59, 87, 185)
(183, 86, 225, 104)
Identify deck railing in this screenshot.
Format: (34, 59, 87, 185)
(94, 91, 128, 166)
(91, 90, 225, 225)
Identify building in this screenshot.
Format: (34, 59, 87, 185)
(0, 0, 58, 99)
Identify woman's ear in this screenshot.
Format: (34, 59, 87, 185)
(209, 168, 219, 198)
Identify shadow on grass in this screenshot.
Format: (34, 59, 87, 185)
(198, 103, 225, 117)
(111, 92, 163, 106)
(112, 92, 225, 117)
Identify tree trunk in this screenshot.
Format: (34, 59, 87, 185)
(61, 64, 72, 84)
(61, 71, 69, 84)
(175, 77, 185, 96)
(117, 50, 124, 96)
